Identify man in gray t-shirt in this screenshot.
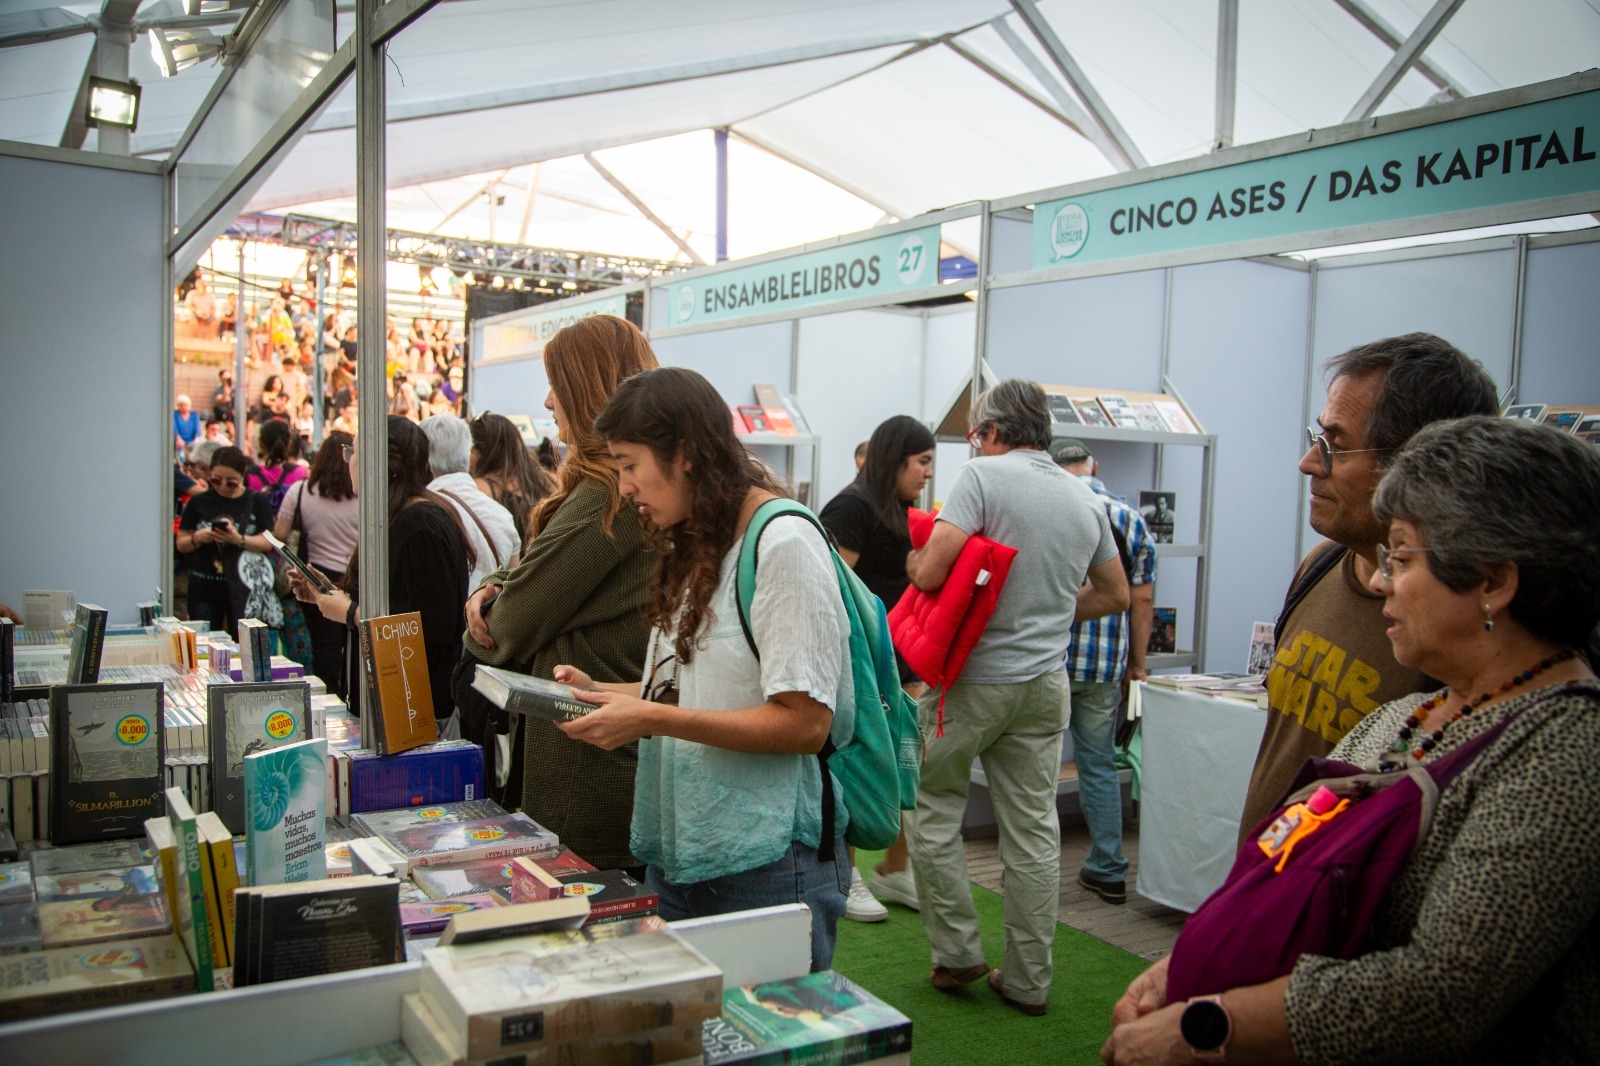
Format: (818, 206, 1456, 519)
(905, 379, 1127, 1015)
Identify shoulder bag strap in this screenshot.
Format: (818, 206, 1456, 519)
(1274, 542, 1348, 647)
(436, 489, 503, 570)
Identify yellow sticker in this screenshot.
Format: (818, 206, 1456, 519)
(115, 715, 150, 746)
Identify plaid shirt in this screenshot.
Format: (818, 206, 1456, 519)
(1065, 476, 1157, 683)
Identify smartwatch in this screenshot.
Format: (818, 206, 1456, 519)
(1180, 994, 1232, 1062)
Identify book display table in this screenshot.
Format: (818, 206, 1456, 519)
(1135, 684, 1266, 913)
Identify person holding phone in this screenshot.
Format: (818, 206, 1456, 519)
(176, 446, 278, 635)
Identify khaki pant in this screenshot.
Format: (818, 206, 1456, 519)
(909, 670, 1069, 1006)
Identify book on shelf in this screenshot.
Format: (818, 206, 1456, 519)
(1071, 396, 1113, 428)
(357, 612, 440, 756)
(0, 933, 194, 1021)
(703, 970, 914, 1065)
(1, 615, 13, 704)
(1148, 607, 1177, 654)
(22, 590, 75, 633)
(470, 664, 596, 722)
(411, 854, 527, 902)
(1045, 393, 1080, 425)
(197, 810, 240, 967)
(1542, 407, 1584, 432)
(342, 740, 485, 819)
(401, 989, 704, 1066)
(509, 854, 564, 902)
(350, 835, 409, 879)
(227, 653, 305, 683)
(400, 893, 506, 937)
(26, 837, 153, 876)
(0, 899, 43, 955)
(1502, 402, 1547, 422)
(144, 816, 180, 930)
(753, 383, 798, 435)
(437, 895, 591, 946)
(728, 405, 749, 436)
(233, 875, 401, 987)
(737, 404, 771, 434)
(553, 869, 659, 925)
(382, 813, 559, 874)
(237, 619, 273, 683)
(0, 860, 33, 904)
(65, 604, 109, 685)
(351, 798, 508, 839)
(1095, 393, 1141, 429)
(1138, 490, 1176, 544)
(49, 681, 166, 843)
(36, 890, 169, 949)
(1131, 401, 1170, 433)
(243, 737, 329, 886)
(1574, 413, 1600, 444)
(1153, 399, 1201, 434)
(419, 917, 723, 1061)
(1245, 620, 1277, 675)
(33, 863, 158, 902)
(208, 680, 313, 835)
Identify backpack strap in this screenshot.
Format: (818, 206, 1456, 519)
(1273, 542, 1348, 647)
(733, 498, 842, 862)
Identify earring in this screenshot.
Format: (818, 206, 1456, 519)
(1483, 603, 1495, 632)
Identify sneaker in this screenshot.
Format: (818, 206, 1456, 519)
(844, 868, 888, 922)
(871, 868, 920, 911)
(1077, 870, 1127, 905)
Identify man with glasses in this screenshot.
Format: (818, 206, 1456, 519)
(1236, 333, 1498, 843)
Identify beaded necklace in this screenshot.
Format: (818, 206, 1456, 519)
(1384, 649, 1576, 769)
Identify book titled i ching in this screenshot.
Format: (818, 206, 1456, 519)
(49, 682, 165, 843)
(208, 680, 312, 836)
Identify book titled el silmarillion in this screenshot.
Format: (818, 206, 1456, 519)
(208, 681, 312, 836)
(49, 682, 165, 844)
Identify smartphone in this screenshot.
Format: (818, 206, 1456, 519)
(262, 531, 335, 594)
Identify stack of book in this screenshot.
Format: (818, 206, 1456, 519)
(1145, 673, 1267, 706)
(233, 875, 401, 986)
(702, 971, 913, 1065)
(331, 740, 485, 824)
(0, 934, 194, 1021)
(378, 813, 560, 877)
(403, 915, 722, 1066)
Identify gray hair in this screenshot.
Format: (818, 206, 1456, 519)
(1325, 333, 1498, 462)
(419, 413, 472, 475)
(971, 379, 1052, 450)
(1373, 415, 1600, 649)
(186, 440, 220, 467)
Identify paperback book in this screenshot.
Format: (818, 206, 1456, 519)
(401, 990, 703, 1066)
(197, 810, 240, 966)
(244, 738, 329, 886)
(382, 813, 559, 873)
(470, 665, 596, 722)
(33, 863, 159, 902)
(350, 798, 508, 839)
(0, 860, 33, 904)
(554, 869, 658, 925)
(1245, 621, 1277, 675)
(0, 901, 43, 955)
(49, 681, 166, 843)
(412, 854, 526, 901)
(349, 835, 409, 879)
(1071, 397, 1113, 428)
(703, 970, 913, 1065)
(66, 603, 109, 685)
(1095, 393, 1140, 429)
(208, 680, 313, 835)
(1139, 491, 1176, 544)
(344, 740, 485, 817)
(1045, 393, 1080, 425)
(37, 891, 170, 949)
(27, 838, 153, 876)
(238, 619, 274, 683)
(233, 875, 401, 987)
(1148, 607, 1177, 655)
(164, 787, 216, 990)
(1153, 399, 1201, 434)
(400, 893, 506, 936)
(419, 917, 723, 1060)
(0, 933, 194, 1021)
(1, 615, 13, 704)
(357, 612, 440, 756)
(437, 896, 591, 946)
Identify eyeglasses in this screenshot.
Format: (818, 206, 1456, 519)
(1375, 543, 1430, 584)
(341, 444, 355, 461)
(966, 425, 988, 449)
(1304, 426, 1386, 477)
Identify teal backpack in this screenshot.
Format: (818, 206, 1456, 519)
(735, 499, 921, 857)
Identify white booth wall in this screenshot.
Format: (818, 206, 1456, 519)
(1519, 238, 1600, 405)
(0, 149, 165, 624)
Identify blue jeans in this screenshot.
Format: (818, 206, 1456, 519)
(647, 837, 848, 973)
(1069, 679, 1130, 882)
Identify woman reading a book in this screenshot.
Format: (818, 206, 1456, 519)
(554, 366, 850, 972)
(456, 314, 658, 869)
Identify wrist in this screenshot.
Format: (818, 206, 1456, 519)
(1180, 994, 1232, 1062)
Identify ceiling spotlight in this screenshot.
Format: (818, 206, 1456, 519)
(150, 27, 226, 78)
(510, 277, 525, 290)
(461, 272, 476, 286)
(339, 258, 357, 287)
(490, 275, 506, 290)
(560, 281, 577, 291)
(86, 77, 141, 130)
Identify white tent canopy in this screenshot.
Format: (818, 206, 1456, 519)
(3, 0, 1596, 263)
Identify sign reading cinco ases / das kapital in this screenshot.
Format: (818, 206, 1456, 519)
(479, 293, 628, 363)
(1033, 87, 1599, 270)
(666, 224, 941, 328)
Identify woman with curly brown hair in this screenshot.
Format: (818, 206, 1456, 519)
(555, 366, 850, 972)
(455, 314, 657, 869)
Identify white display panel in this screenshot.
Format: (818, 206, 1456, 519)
(1520, 238, 1600, 406)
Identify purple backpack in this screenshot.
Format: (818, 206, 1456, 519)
(1165, 713, 1514, 1001)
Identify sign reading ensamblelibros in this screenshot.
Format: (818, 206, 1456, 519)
(1032, 84, 1599, 271)
(665, 225, 941, 328)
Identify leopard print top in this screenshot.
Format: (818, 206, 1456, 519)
(1283, 678, 1600, 1064)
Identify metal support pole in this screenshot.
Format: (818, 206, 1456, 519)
(1508, 234, 1528, 404)
(356, 0, 390, 621)
(715, 127, 729, 262)
(312, 250, 327, 449)
(1214, 0, 1238, 151)
(234, 242, 249, 447)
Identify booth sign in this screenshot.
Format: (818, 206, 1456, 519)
(478, 293, 629, 364)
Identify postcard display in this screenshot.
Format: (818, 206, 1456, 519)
(729, 383, 820, 508)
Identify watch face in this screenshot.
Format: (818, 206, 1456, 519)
(1181, 999, 1230, 1050)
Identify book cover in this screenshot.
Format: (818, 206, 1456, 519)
(471, 665, 596, 723)
(753, 384, 798, 435)
(509, 855, 564, 903)
(1139, 491, 1176, 544)
(49, 681, 166, 843)
(1542, 407, 1583, 432)
(1502, 402, 1547, 422)
(412, 854, 527, 901)
(728, 405, 749, 435)
(556, 869, 658, 923)
(1045, 393, 1080, 425)
(400, 893, 505, 936)
(438, 896, 591, 946)
(22, 589, 75, 632)
(1095, 394, 1140, 429)
(1153, 399, 1201, 434)
(1148, 607, 1177, 655)
(0, 901, 43, 955)
(357, 612, 440, 757)
(1070, 397, 1113, 428)
(1574, 413, 1600, 444)
(197, 810, 240, 966)
(144, 816, 181, 929)
(65, 604, 108, 685)
(244, 738, 329, 886)
(1245, 621, 1277, 675)
(383, 813, 559, 873)
(0, 933, 194, 1021)
(346, 741, 485, 817)
(402, 989, 703, 1066)
(37, 892, 170, 949)
(208, 680, 313, 835)
(420, 918, 722, 1059)
(702, 970, 914, 1065)
(1, 616, 13, 704)
(349, 836, 409, 879)
(33, 864, 158, 902)
(234, 875, 401, 987)
(351, 799, 508, 839)
(737, 404, 770, 434)
(237, 619, 273, 683)
(1131, 401, 1170, 433)
(26, 838, 152, 876)
(0, 861, 33, 904)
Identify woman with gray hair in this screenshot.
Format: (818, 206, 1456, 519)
(1103, 414, 1600, 1064)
